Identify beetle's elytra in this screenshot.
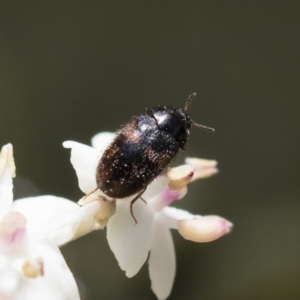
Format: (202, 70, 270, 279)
(96, 93, 214, 223)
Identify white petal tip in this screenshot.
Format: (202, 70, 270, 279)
(62, 141, 75, 148)
(178, 216, 233, 243)
(91, 132, 115, 151)
(0, 144, 16, 177)
(125, 270, 136, 278)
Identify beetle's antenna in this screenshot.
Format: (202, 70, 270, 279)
(184, 92, 197, 112)
(192, 121, 215, 132)
(185, 92, 215, 132)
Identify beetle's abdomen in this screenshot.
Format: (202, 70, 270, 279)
(96, 115, 179, 198)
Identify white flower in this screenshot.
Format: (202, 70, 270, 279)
(64, 132, 232, 300)
(0, 144, 108, 300)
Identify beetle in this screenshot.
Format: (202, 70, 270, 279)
(96, 93, 214, 223)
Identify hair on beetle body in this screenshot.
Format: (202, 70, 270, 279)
(96, 93, 214, 223)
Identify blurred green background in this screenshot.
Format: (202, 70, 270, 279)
(0, 1, 299, 299)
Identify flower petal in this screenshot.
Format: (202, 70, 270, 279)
(142, 175, 169, 201)
(91, 132, 115, 151)
(149, 187, 187, 212)
(0, 144, 15, 218)
(78, 194, 116, 230)
(13, 196, 81, 244)
(13, 239, 80, 300)
(148, 217, 175, 300)
(0, 144, 15, 178)
(160, 206, 198, 229)
(106, 199, 154, 278)
(0, 253, 19, 295)
(0, 212, 28, 255)
(0, 293, 13, 300)
(63, 141, 101, 194)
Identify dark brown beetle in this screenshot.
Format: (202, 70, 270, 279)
(96, 93, 214, 223)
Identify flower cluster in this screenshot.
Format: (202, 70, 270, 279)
(0, 132, 232, 300)
(0, 144, 108, 300)
(64, 132, 232, 299)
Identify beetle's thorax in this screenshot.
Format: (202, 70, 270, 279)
(147, 106, 191, 150)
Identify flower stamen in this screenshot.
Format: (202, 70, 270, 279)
(78, 194, 116, 229)
(178, 216, 233, 243)
(166, 165, 194, 190)
(185, 157, 218, 181)
(22, 257, 44, 278)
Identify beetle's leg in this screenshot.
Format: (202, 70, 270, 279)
(140, 196, 147, 205)
(82, 187, 99, 200)
(130, 188, 147, 224)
